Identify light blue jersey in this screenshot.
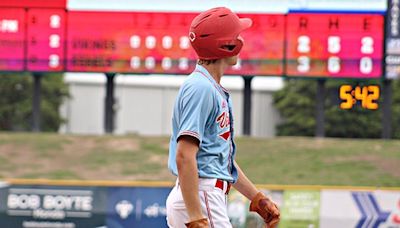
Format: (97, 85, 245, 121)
(168, 64, 238, 183)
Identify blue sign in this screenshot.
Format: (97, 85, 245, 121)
(106, 187, 172, 228)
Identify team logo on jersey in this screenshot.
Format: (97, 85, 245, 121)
(217, 111, 231, 140)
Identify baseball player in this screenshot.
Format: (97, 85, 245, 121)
(166, 7, 280, 228)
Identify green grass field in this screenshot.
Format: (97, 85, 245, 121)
(0, 132, 399, 187)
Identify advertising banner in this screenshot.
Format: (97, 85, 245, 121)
(320, 190, 400, 228)
(385, 0, 400, 79)
(106, 186, 171, 228)
(0, 185, 108, 228)
(0, 182, 399, 228)
(279, 190, 321, 228)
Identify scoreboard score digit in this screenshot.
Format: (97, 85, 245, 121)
(286, 13, 384, 78)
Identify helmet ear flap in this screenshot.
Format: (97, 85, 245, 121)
(231, 38, 244, 55)
(217, 38, 243, 56)
(235, 36, 244, 51)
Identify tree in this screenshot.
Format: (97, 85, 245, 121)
(273, 79, 317, 136)
(0, 73, 69, 131)
(273, 78, 399, 138)
(391, 80, 400, 139)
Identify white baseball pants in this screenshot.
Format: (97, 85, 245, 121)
(166, 178, 233, 228)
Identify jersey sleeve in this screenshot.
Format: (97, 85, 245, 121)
(177, 82, 214, 143)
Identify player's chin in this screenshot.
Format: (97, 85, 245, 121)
(227, 56, 238, 66)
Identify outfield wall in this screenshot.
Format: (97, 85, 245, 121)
(59, 74, 283, 137)
(1, 179, 399, 228)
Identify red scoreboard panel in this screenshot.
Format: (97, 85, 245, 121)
(66, 12, 285, 75)
(286, 13, 384, 78)
(27, 9, 66, 71)
(226, 14, 285, 75)
(0, 9, 25, 71)
(67, 11, 132, 73)
(66, 12, 197, 74)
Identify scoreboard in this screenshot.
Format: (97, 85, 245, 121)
(0, 5, 387, 78)
(286, 13, 384, 78)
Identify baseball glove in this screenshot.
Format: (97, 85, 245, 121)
(185, 218, 209, 228)
(249, 192, 280, 228)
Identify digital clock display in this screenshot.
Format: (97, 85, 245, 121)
(339, 85, 380, 110)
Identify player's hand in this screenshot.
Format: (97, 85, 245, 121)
(185, 218, 209, 228)
(249, 192, 280, 228)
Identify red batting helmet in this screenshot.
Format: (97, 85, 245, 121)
(189, 7, 252, 60)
